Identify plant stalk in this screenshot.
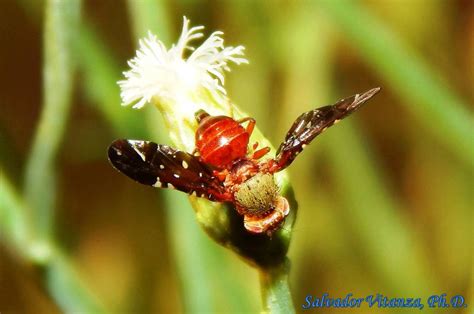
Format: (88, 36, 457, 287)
(23, 0, 80, 241)
(259, 259, 295, 314)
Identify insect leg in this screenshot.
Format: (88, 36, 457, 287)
(237, 117, 256, 136)
(252, 147, 271, 160)
(212, 169, 228, 182)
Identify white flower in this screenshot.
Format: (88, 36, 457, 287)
(118, 16, 248, 110)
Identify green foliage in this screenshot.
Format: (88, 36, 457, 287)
(319, 0, 474, 168)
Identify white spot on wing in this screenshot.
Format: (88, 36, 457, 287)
(153, 177, 162, 188)
(168, 183, 175, 189)
(174, 174, 180, 178)
(182, 160, 188, 169)
(160, 164, 165, 169)
(294, 119, 306, 133)
(132, 145, 146, 161)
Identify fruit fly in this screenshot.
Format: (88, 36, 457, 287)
(108, 87, 380, 234)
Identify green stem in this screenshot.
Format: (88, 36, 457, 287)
(259, 260, 295, 314)
(0, 170, 31, 256)
(0, 172, 106, 313)
(23, 0, 80, 241)
(318, 0, 474, 168)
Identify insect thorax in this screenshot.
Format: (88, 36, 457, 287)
(234, 173, 279, 216)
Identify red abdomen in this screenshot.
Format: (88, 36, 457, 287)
(195, 115, 249, 168)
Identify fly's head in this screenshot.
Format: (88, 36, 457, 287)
(234, 173, 290, 234)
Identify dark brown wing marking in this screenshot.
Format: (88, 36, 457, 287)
(272, 87, 380, 171)
(108, 139, 231, 201)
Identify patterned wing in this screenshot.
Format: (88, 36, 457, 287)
(108, 139, 231, 201)
(272, 87, 380, 171)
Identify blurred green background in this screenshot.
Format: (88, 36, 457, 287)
(0, 0, 472, 313)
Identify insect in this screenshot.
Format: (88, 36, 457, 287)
(108, 87, 380, 234)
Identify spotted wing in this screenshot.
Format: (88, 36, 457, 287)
(108, 139, 231, 201)
(272, 87, 380, 171)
